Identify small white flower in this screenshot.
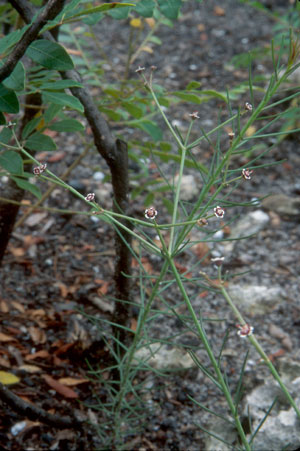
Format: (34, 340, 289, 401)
(85, 193, 95, 202)
(237, 324, 254, 338)
(245, 102, 253, 112)
(189, 111, 200, 120)
(242, 168, 253, 180)
(214, 206, 225, 218)
(145, 206, 157, 220)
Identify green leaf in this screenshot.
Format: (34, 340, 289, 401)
(122, 101, 143, 119)
(22, 117, 43, 139)
(25, 132, 57, 151)
(42, 91, 84, 112)
(149, 35, 162, 45)
(108, 3, 132, 19)
(12, 176, 42, 199)
(0, 84, 19, 113)
(0, 112, 5, 125)
(99, 107, 123, 121)
(0, 25, 30, 54)
(186, 81, 202, 91)
(26, 39, 74, 70)
(2, 62, 25, 91)
(39, 79, 83, 90)
(173, 92, 202, 104)
(135, 0, 155, 17)
(44, 104, 63, 123)
(49, 119, 84, 132)
(0, 151, 23, 175)
(157, 0, 182, 20)
(133, 120, 163, 140)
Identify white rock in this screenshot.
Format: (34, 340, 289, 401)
(174, 174, 198, 201)
(133, 344, 196, 370)
(227, 284, 283, 315)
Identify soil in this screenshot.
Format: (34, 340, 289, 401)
(1, 1, 300, 450)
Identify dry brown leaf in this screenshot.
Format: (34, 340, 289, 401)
(47, 151, 66, 162)
(58, 377, 88, 386)
(0, 332, 17, 342)
(25, 349, 49, 361)
(28, 326, 47, 345)
(0, 300, 9, 313)
(42, 375, 78, 398)
(0, 356, 11, 368)
(9, 247, 25, 257)
(18, 364, 41, 374)
(11, 300, 25, 314)
(214, 6, 225, 16)
(96, 281, 109, 296)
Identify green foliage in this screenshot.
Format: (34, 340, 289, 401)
(0, 1, 300, 449)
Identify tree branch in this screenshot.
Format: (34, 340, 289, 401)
(0, 383, 83, 429)
(0, 0, 64, 83)
(5, 0, 133, 339)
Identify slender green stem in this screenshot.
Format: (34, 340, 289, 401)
(113, 261, 169, 443)
(220, 285, 300, 419)
(167, 259, 251, 450)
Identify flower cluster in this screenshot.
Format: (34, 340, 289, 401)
(85, 193, 95, 202)
(135, 66, 145, 74)
(214, 206, 225, 218)
(242, 168, 253, 180)
(33, 163, 47, 175)
(237, 323, 254, 338)
(211, 256, 224, 267)
(145, 206, 157, 220)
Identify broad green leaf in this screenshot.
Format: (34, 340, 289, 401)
(0, 25, 30, 54)
(186, 81, 202, 90)
(173, 92, 202, 104)
(135, 0, 155, 17)
(0, 127, 12, 144)
(67, 2, 134, 20)
(0, 84, 19, 113)
(0, 371, 20, 386)
(43, 91, 84, 112)
(44, 104, 63, 122)
(159, 141, 172, 151)
(108, 3, 132, 19)
(49, 119, 84, 132)
(39, 79, 83, 90)
(157, 0, 182, 20)
(12, 176, 42, 199)
(99, 107, 123, 121)
(22, 117, 43, 139)
(133, 120, 163, 140)
(0, 151, 23, 175)
(122, 102, 143, 119)
(2, 62, 25, 91)
(0, 112, 5, 125)
(25, 132, 56, 151)
(149, 36, 162, 45)
(26, 39, 74, 70)
(82, 13, 104, 25)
